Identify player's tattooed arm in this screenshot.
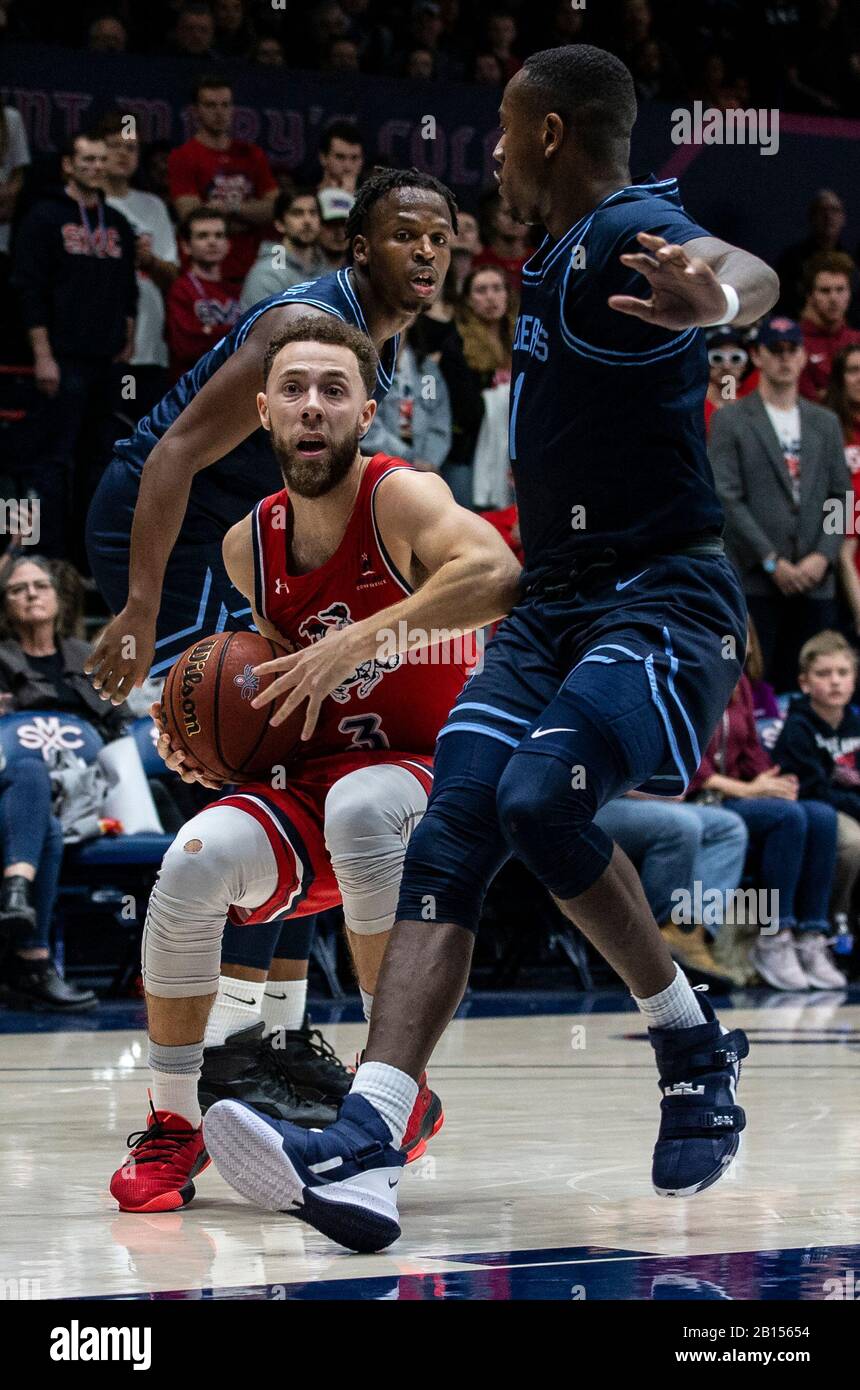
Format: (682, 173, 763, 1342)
(85, 304, 329, 703)
(609, 233, 779, 330)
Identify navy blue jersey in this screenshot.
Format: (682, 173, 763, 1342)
(112, 268, 398, 523)
(509, 177, 723, 578)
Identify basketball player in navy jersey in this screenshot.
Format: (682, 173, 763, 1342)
(204, 46, 781, 1252)
(83, 168, 457, 1113)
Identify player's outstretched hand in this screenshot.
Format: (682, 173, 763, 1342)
(149, 702, 225, 790)
(84, 605, 157, 704)
(251, 629, 361, 743)
(609, 233, 730, 330)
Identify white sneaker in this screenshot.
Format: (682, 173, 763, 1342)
(750, 929, 809, 991)
(794, 932, 848, 990)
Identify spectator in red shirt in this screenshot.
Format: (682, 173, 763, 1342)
(473, 189, 529, 291)
(166, 207, 240, 380)
(799, 251, 860, 402)
(167, 74, 278, 289)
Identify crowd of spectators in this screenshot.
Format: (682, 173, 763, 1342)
(1, 13, 860, 1008)
(2, 2, 860, 117)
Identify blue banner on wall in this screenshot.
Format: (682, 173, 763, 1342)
(1, 43, 859, 259)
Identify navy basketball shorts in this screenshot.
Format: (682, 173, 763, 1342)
(86, 457, 258, 680)
(396, 553, 747, 931)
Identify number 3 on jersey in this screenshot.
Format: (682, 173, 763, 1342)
(339, 714, 390, 751)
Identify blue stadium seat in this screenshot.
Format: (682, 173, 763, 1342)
(129, 714, 167, 780)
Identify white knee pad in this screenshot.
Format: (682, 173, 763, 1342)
(142, 804, 278, 998)
(324, 763, 428, 936)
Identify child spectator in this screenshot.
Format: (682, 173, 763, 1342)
(166, 208, 240, 380)
(773, 629, 860, 982)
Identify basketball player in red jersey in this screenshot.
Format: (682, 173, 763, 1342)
(108, 316, 521, 1212)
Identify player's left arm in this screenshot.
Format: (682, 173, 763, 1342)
(250, 470, 522, 737)
(609, 232, 779, 330)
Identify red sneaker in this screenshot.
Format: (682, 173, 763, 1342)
(401, 1073, 444, 1164)
(110, 1100, 210, 1212)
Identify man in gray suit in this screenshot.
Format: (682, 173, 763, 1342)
(709, 315, 850, 691)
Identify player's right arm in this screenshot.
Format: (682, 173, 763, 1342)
(84, 301, 327, 704)
(221, 514, 286, 644)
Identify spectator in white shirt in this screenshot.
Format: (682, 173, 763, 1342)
(98, 112, 179, 415)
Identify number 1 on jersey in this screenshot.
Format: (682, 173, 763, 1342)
(509, 371, 524, 463)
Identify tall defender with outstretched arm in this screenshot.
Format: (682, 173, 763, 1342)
(204, 47, 780, 1250)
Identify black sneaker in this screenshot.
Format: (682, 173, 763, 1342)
(266, 1019, 353, 1102)
(3, 956, 97, 1012)
(198, 1022, 339, 1127)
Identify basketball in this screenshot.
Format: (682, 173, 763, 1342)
(160, 631, 305, 783)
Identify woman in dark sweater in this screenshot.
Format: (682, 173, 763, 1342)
(0, 555, 113, 1008)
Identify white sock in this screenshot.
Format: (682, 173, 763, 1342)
(351, 1061, 417, 1146)
(150, 1070, 202, 1129)
(633, 965, 705, 1030)
(360, 988, 374, 1022)
(261, 978, 307, 1036)
(204, 976, 266, 1047)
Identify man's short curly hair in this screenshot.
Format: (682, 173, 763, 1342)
(345, 166, 458, 262)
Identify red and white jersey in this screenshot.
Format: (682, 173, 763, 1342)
(250, 452, 475, 759)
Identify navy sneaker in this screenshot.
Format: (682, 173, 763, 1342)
(649, 995, 749, 1197)
(203, 1093, 404, 1253)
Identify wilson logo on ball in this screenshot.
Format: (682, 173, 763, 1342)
(179, 637, 218, 737)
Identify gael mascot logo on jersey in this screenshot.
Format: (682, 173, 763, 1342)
(298, 601, 401, 702)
